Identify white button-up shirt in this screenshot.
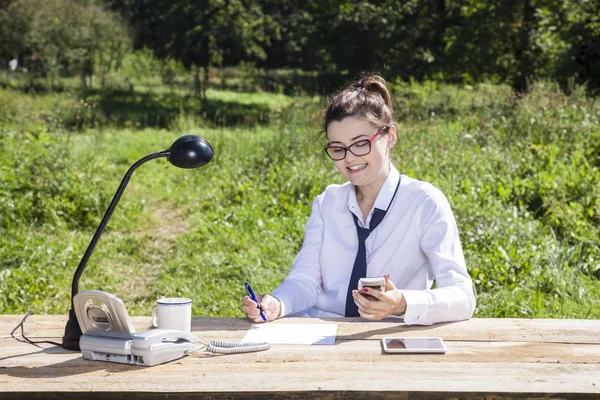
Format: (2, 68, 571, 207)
(271, 165, 476, 325)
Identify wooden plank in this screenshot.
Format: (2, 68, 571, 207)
(1, 316, 600, 398)
(288, 317, 600, 344)
(1, 392, 599, 400)
(2, 339, 600, 367)
(2, 315, 600, 344)
(1, 355, 599, 395)
(1, 338, 600, 393)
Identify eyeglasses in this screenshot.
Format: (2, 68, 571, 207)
(323, 126, 388, 161)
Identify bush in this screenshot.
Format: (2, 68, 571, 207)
(0, 79, 598, 319)
(0, 129, 109, 229)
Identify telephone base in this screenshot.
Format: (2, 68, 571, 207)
(80, 334, 137, 365)
(80, 333, 197, 367)
(82, 349, 138, 365)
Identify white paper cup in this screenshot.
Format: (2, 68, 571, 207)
(151, 298, 192, 332)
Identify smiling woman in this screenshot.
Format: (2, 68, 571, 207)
(242, 75, 476, 325)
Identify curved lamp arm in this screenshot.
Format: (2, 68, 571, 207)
(62, 135, 213, 350)
(70, 150, 168, 304)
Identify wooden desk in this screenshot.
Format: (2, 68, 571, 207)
(1, 315, 599, 399)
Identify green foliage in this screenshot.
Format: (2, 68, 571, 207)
(0, 130, 111, 230)
(387, 80, 600, 317)
(0, 82, 296, 131)
(250, 0, 600, 92)
(121, 48, 169, 83)
(213, 67, 350, 96)
(0, 0, 129, 88)
(0, 81, 598, 320)
(3, 1, 600, 94)
(105, 0, 278, 97)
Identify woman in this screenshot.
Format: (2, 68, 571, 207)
(242, 75, 475, 325)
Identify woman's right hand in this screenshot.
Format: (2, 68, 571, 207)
(242, 294, 282, 323)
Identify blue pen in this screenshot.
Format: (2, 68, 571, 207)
(245, 282, 267, 322)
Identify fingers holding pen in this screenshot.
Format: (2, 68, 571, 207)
(242, 294, 282, 322)
(242, 295, 265, 322)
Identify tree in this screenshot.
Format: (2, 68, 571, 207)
(101, 0, 600, 95)
(558, 0, 600, 94)
(77, 3, 131, 89)
(0, 0, 129, 89)
(108, 0, 277, 99)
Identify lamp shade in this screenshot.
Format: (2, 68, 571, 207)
(168, 135, 214, 169)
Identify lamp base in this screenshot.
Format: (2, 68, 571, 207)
(62, 309, 82, 351)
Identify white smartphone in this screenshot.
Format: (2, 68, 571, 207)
(381, 337, 447, 354)
(358, 277, 385, 291)
(358, 277, 385, 300)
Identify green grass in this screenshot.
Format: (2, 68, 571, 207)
(0, 78, 598, 319)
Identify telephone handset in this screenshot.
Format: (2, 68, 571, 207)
(131, 329, 198, 367)
(74, 290, 269, 367)
(133, 328, 198, 347)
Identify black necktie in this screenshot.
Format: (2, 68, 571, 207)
(344, 209, 387, 317)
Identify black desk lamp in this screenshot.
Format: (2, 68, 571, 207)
(62, 135, 214, 351)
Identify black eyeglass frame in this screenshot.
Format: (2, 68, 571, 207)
(323, 126, 389, 161)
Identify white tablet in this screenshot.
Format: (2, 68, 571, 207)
(382, 337, 447, 354)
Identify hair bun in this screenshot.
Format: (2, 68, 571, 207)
(323, 74, 395, 136)
(356, 75, 393, 110)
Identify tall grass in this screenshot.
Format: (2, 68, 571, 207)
(0, 79, 598, 318)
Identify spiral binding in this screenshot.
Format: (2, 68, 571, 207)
(201, 340, 270, 354)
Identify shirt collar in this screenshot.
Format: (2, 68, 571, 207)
(346, 163, 401, 215)
(373, 164, 400, 212)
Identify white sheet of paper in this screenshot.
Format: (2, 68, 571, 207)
(242, 323, 338, 345)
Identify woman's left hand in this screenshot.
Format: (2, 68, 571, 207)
(352, 274, 407, 320)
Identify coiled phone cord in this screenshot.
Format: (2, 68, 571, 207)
(197, 339, 270, 354)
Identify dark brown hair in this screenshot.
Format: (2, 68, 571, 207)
(323, 75, 394, 138)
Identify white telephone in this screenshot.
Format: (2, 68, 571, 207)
(74, 290, 198, 366)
